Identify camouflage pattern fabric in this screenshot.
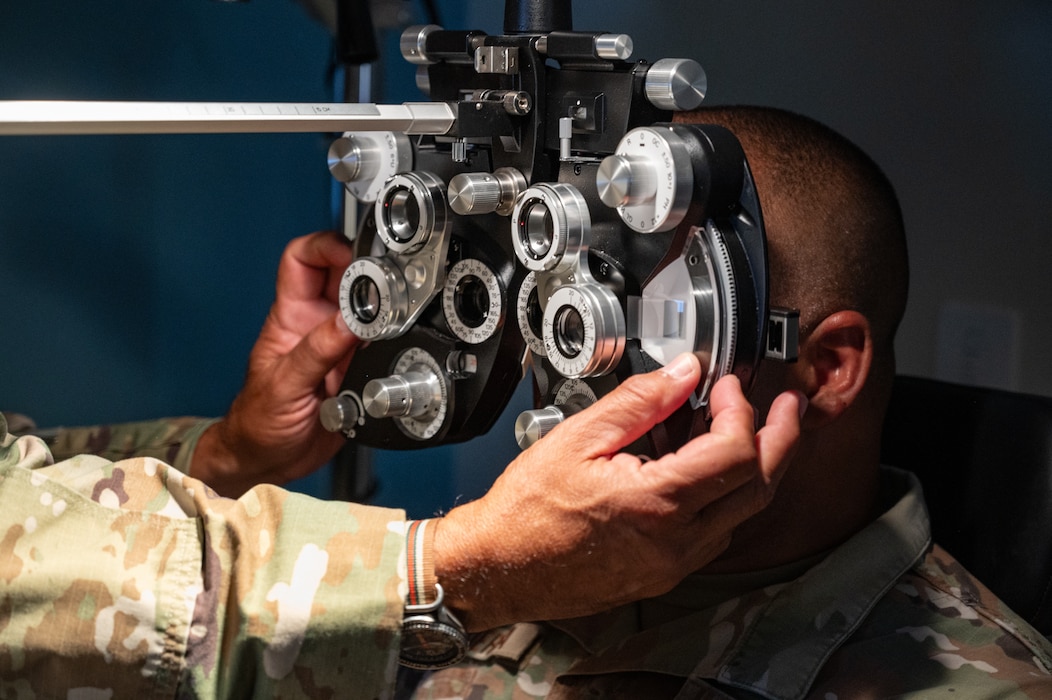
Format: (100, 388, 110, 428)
(414, 468, 1052, 699)
(0, 413, 408, 698)
(43, 416, 218, 475)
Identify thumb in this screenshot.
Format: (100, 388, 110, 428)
(560, 353, 702, 457)
(279, 312, 360, 390)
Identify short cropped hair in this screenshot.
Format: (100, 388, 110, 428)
(676, 106, 909, 371)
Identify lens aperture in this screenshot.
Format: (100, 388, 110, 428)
(554, 305, 585, 358)
(454, 274, 490, 328)
(383, 187, 421, 243)
(351, 276, 382, 323)
(520, 200, 555, 260)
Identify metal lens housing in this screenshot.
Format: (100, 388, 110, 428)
(553, 306, 586, 358)
(383, 186, 421, 243)
(338, 257, 409, 341)
(510, 183, 588, 272)
(456, 276, 489, 327)
(521, 199, 555, 260)
(375, 171, 448, 254)
(542, 283, 625, 378)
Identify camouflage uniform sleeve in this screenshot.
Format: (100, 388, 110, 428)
(0, 414, 407, 698)
(45, 416, 218, 476)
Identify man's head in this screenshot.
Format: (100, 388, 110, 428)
(675, 106, 910, 567)
(688, 106, 908, 379)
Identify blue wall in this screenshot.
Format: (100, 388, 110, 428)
(1, 1, 334, 425)
(0, 1, 526, 517)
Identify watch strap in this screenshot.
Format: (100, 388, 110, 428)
(401, 520, 469, 670)
(406, 518, 438, 606)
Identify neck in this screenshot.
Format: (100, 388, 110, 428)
(701, 419, 884, 574)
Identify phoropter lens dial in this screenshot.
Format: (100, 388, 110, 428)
(442, 258, 505, 344)
(339, 257, 409, 341)
(542, 283, 626, 378)
(376, 171, 449, 254)
(510, 183, 589, 273)
(516, 271, 547, 358)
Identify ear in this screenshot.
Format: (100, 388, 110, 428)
(798, 310, 873, 427)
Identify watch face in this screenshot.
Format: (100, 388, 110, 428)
(399, 618, 468, 670)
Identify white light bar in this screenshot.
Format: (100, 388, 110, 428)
(0, 100, 456, 136)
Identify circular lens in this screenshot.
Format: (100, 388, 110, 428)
(519, 200, 554, 260)
(454, 274, 490, 328)
(383, 187, 421, 243)
(554, 305, 585, 359)
(350, 276, 381, 323)
(525, 285, 544, 340)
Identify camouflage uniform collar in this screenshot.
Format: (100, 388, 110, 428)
(712, 467, 930, 699)
(557, 468, 931, 700)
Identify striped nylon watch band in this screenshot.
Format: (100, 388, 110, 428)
(406, 519, 438, 606)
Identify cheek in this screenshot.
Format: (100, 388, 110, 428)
(746, 361, 796, 424)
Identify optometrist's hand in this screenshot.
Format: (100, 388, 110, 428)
(434, 354, 805, 631)
(191, 231, 358, 497)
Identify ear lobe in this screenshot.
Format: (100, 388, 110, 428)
(801, 311, 873, 425)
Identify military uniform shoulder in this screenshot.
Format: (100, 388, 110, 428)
(810, 544, 1052, 698)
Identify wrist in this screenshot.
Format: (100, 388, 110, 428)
(190, 419, 251, 497)
(431, 502, 522, 632)
(401, 518, 468, 669)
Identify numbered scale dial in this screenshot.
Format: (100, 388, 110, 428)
(442, 258, 505, 344)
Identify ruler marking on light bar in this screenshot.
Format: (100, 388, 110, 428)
(0, 100, 455, 136)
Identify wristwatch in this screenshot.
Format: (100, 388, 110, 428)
(399, 520, 469, 670)
(399, 583, 469, 670)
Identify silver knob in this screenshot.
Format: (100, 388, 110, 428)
(595, 33, 633, 61)
(599, 126, 694, 233)
(362, 367, 442, 419)
(514, 406, 566, 450)
(320, 394, 362, 433)
(448, 173, 500, 215)
(447, 167, 526, 216)
(327, 134, 375, 184)
(400, 24, 441, 65)
(596, 154, 658, 208)
(644, 58, 707, 111)
(327, 131, 412, 203)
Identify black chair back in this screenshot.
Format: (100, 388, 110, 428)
(881, 375, 1052, 636)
